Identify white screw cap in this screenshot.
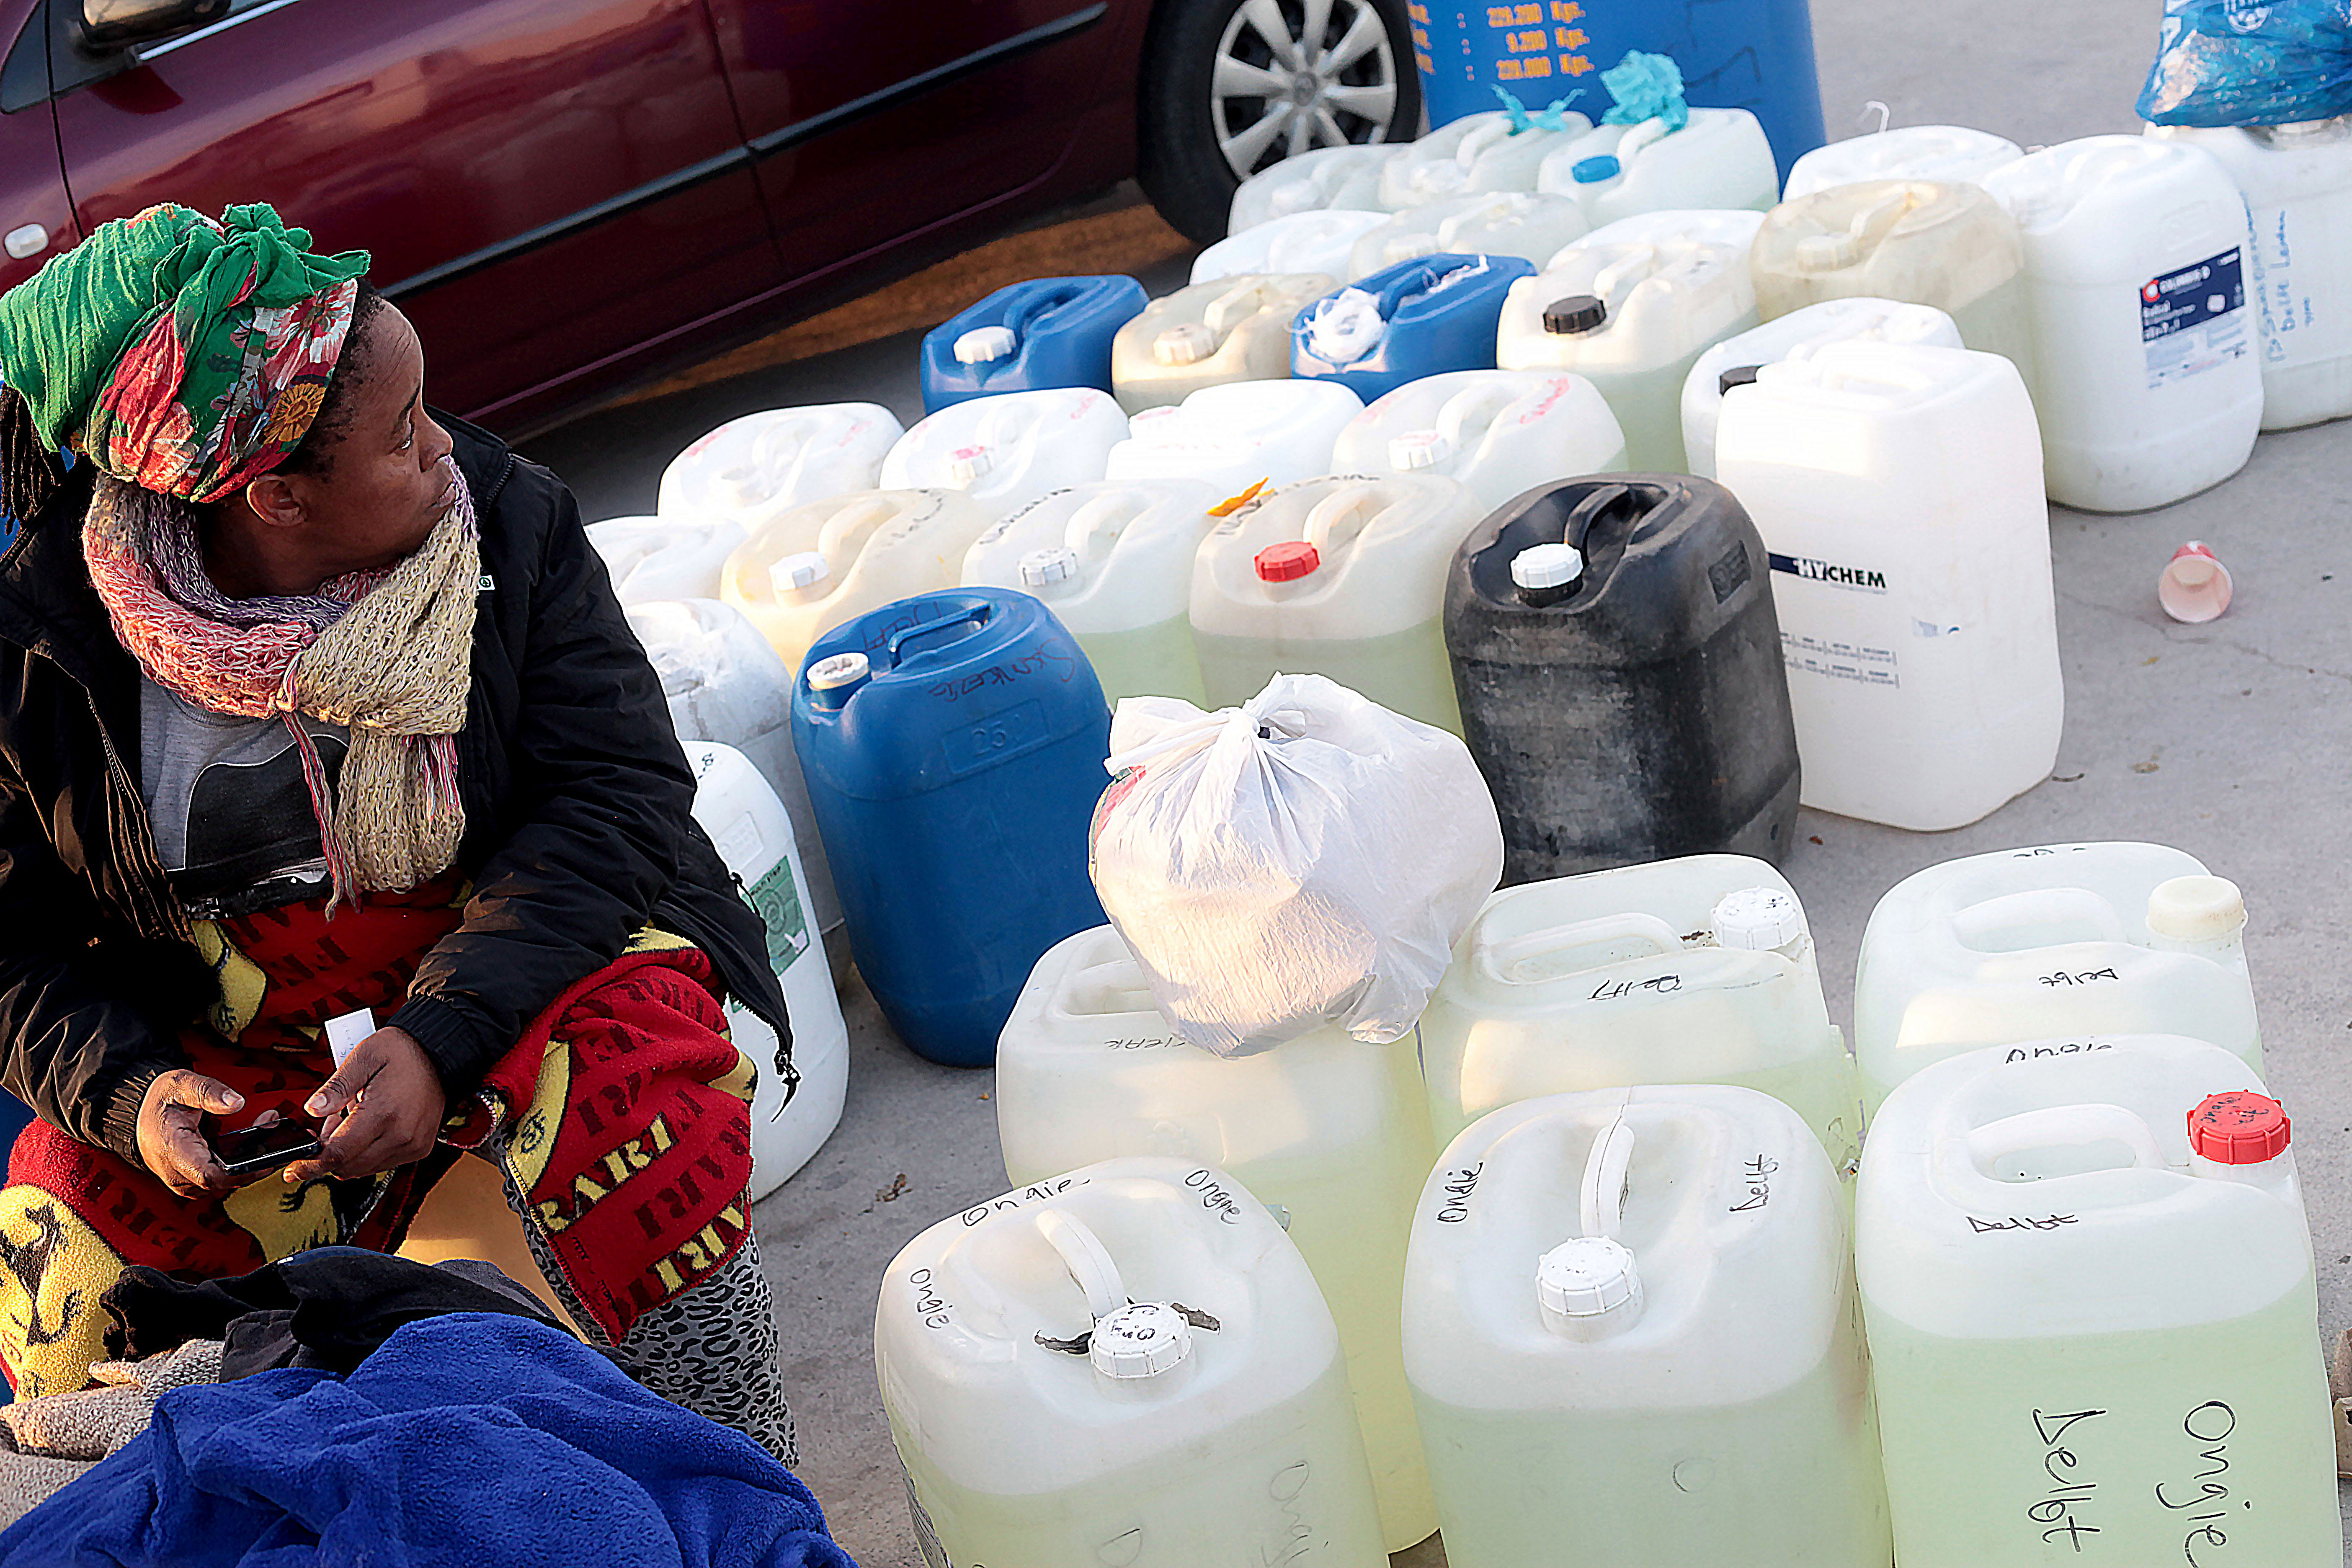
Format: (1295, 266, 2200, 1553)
(805, 651, 870, 692)
(1089, 1301, 1193, 1379)
(1019, 546, 1079, 587)
(770, 551, 831, 594)
(1712, 887, 1806, 952)
(947, 445, 994, 487)
(1153, 323, 1217, 366)
(1511, 542, 1584, 591)
(1388, 428, 1453, 470)
(1536, 1237, 1643, 1332)
(953, 325, 1018, 364)
(2147, 875, 2246, 943)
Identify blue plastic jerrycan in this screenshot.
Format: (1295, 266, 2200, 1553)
(1290, 253, 1536, 402)
(918, 276, 1150, 413)
(789, 588, 1111, 1066)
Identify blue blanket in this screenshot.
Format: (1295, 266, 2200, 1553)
(0, 1314, 859, 1568)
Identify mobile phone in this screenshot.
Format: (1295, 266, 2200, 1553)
(211, 1119, 323, 1177)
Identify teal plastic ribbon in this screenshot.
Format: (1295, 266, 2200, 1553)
(1599, 50, 1689, 132)
(1491, 84, 1586, 134)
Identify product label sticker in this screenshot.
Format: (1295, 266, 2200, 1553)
(2141, 247, 2248, 390)
(743, 859, 808, 974)
(1782, 631, 1900, 689)
(1769, 552, 1888, 594)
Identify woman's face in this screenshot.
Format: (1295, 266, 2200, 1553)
(284, 305, 456, 574)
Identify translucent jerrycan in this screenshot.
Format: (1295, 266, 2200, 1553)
(996, 926, 1439, 1550)
(1681, 296, 1962, 478)
(1229, 143, 1393, 231)
(1104, 379, 1365, 496)
(1291, 253, 1536, 402)
(2150, 116, 2352, 429)
(720, 487, 993, 678)
(1781, 124, 2024, 201)
(1858, 1037, 2341, 1568)
(1330, 369, 1628, 511)
(1379, 112, 1518, 207)
(791, 588, 1109, 1066)
(917, 275, 1149, 412)
(1189, 473, 1485, 732)
(1495, 235, 1759, 469)
(1538, 110, 1782, 227)
(624, 598, 840, 932)
(1110, 273, 1336, 414)
(1751, 180, 2040, 388)
(1416, 858, 1858, 1171)
(879, 387, 1128, 521)
(682, 743, 847, 1199)
(1192, 209, 1390, 286)
(655, 402, 903, 533)
(1444, 478, 1800, 879)
(1852, 841, 2262, 1113)
(1345, 193, 1590, 281)
(1714, 342, 2062, 831)
(586, 515, 745, 607)
(1981, 136, 2261, 512)
(877, 1158, 1390, 1568)
(961, 478, 1220, 707)
(1406, 1086, 1891, 1568)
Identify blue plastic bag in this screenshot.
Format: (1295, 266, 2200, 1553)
(2138, 0, 2352, 127)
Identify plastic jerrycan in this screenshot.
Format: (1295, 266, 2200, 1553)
(720, 487, 993, 678)
(1781, 124, 2024, 200)
(656, 402, 903, 532)
(917, 275, 1150, 412)
(2150, 116, 2352, 429)
(1291, 254, 1536, 401)
(1405, 1086, 1892, 1568)
(995, 926, 1439, 1551)
(1192, 209, 1391, 286)
(1980, 137, 2262, 513)
(623, 598, 842, 933)
(1494, 235, 1759, 470)
(1857, 1037, 2342, 1568)
(1344, 193, 1589, 280)
(1331, 369, 1627, 511)
(1456, 113, 1598, 195)
(1751, 180, 2040, 390)
(880, 387, 1129, 521)
(1416, 858, 1859, 1171)
(1229, 143, 1393, 231)
(1110, 273, 1336, 414)
(1714, 343, 2062, 831)
(1578, 206, 1768, 252)
(682, 743, 848, 1199)
(1538, 110, 1782, 227)
(1681, 297, 1962, 478)
(1852, 842, 2263, 1113)
(791, 589, 1109, 1066)
(877, 1157, 1390, 1568)
(1445, 478, 1800, 879)
(586, 515, 746, 607)
(1105, 379, 1366, 497)
(961, 479, 1220, 707)
(1189, 473, 1485, 732)
(1378, 111, 1516, 207)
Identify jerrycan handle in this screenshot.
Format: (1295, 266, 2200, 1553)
(813, 497, 899, 568)
(1000, 279, 1087, 339)
(1435, 382, 1523, 454)
(1965, 1104, 2167, 1175)
(887, 597, 995, 670)
(1480, 912, 1683, 980)
(1302, 488, 1385, 560)
(1037, 1209, 1128, 1321)
(1064, 492, 1153, 560)
(1951, 887, 2126, 952)
(1847, 186, 1916, 249)
(1614, 116, 1674, 162)
(1579, 1115, 1635, 1239)
(1558, 482, 1647, 551)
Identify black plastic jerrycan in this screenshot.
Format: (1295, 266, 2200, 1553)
(1444, 475, 1800, 883)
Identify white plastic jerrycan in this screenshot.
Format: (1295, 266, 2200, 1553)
(1405, 1086, 1892, 1568)
(1192, 209, 1390, 285)
(1496, 235, 1759, 470)
(996, 926, 1439, 1550)
(879, 387, 1127, 520)
(1858, 1037, 2341, 1568)
(587, 515, 746, 607)
(1981, 136, 2261, 512)
(1190, 473, 1485, 732)
(720, 488, 993, 677)
(1782, 124, 2024, 201)
(683, 742, 848, 1198)
(1111, 273, 1336, 414)
(877, 1157, 1390, 1568)
(1379, 112, 1518, 208)
(1229, 143, 1393, 231)
(1537, 110, 1781, 227)
(1345, 193, 1589, 280)
(1852, 842, 2262, 1113)
(1330, 369, 1627, 511)
(2150, 116, 2352, 429)
(1577, 206, 1768, 253)
(657, 403, 903, 533)
(1416, 856, 1858, 1171)
(1715, 342, 2061, 831)
(1104, 379, 1365, 497)
(1456, 111, 1599, 193)
(624, 598, 840, 932)
(961, 479, 1220, 707)
(1682, 297, 1963, 478)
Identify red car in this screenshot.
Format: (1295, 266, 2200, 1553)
(0, 0, 1420, 430)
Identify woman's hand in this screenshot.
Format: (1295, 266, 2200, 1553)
(283, 1026, 446, 1184)
(136, 1070, 247, 1199)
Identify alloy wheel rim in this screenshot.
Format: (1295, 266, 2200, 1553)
(1209, 0, 1403, 181)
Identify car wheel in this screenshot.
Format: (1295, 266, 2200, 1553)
(1139, 0, 1423, 246)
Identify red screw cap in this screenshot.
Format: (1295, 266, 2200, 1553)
(2187, 1090, 2291, 1165)
(1254, 541, 1321, 582)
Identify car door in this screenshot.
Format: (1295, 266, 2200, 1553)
(36, 0, 781, 424)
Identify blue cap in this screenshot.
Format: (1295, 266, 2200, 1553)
(1572, 155, 1622, 184)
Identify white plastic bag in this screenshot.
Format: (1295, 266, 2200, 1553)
(1088, 674, 1504, 1057)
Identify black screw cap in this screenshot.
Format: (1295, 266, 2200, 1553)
(1541, 294, 1606, 335)
(1718, 363, 1764, 395)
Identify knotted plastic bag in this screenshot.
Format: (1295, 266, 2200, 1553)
(1601, 50, 1690, 133)
(2138, 0, 2352, 126)
(1087, 675, 1504, 1057)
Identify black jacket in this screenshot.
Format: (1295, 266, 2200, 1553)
(0, 415, 790, 1164)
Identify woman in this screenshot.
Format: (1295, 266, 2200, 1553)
(0, 203, 796, 1461)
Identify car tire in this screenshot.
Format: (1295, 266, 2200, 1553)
(1138, 0, 1423, 246)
